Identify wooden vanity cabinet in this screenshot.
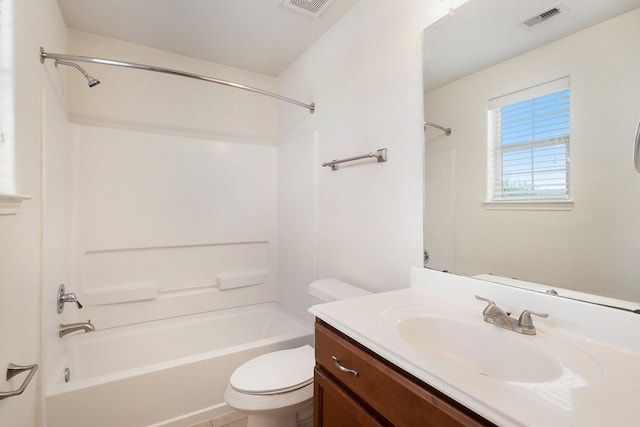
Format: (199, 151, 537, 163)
(314, 319, 494, 427)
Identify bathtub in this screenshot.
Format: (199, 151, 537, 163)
(45, 302, 313, 427)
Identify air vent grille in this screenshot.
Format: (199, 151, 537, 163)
(522, 6, 563, 27)
(282, 0, 334, 17)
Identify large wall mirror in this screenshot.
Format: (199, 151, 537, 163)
(423, 0, 640, 310)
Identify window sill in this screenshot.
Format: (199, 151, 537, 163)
(482, 199, 574, 211)
(0, 193, 32, 215)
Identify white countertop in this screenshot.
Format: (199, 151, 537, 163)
(309, 269, 640, 427)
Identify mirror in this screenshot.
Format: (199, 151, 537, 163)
(423, 0, 640, 310)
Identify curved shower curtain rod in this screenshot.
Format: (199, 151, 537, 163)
(39, 47, 315, 113)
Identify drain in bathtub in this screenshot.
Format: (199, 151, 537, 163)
(64, 367, 71, 383)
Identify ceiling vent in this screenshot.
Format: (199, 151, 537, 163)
(282, 0, 334, 17)
(522, 4, 565, 27)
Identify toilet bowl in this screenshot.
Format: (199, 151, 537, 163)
(224, 279, 371, 427)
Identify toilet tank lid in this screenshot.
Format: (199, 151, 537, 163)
(308, 278, 371, 302)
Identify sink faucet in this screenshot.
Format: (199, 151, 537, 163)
(59, 320, 95, 337)
(475, 295, 548, 335)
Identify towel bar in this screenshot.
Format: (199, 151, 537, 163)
(0, 363, 38, 401)
(322, 148, 387, 171)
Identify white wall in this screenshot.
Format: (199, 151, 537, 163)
(0, 0, 70, 426)
(424, 9, 640, 301)
(276, 0, 465, 320)
(277, 131, 318, 321)
(40, 64, 75, 427)
(68, 125, 278, 329)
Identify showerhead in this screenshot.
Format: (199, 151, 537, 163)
(55, 59, 101, 88)
(87, 76, 100, 88)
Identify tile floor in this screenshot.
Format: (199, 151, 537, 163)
(190, 410, 248, 427)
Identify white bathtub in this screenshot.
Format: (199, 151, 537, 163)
(45, 302, 313, 427)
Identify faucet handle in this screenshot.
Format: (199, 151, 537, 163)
(518, 310, 549, 328)
(475, 295, 498, 316)
(57, 284, 83, 313)
(475, 295, 496, 305)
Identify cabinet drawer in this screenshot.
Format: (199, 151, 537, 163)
(315, 319, 491, 427)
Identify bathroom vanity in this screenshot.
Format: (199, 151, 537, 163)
(309, 267, 640, 427)
(313, 319, 491, 426)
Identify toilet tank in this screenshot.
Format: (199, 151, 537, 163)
(308, 278, 371, 305)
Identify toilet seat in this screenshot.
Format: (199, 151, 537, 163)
(229, 345, 315, 395)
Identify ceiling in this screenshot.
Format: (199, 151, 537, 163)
(423, 0, 640, 92)
(56, 0, 360, 76)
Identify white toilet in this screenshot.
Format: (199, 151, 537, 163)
(224, 279, 371, 427)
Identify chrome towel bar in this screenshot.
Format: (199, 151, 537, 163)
(0, 363, 38, 401)
(322, 148, 387, 171)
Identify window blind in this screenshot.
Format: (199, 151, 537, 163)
(488, 78, 570, 200)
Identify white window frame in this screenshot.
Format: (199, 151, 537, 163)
(484, 77, 573, 211)
(0, 0, 29, 215)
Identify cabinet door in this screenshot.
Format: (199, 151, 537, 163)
(314, 368, 385, 427)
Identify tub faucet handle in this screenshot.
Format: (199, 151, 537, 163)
(57, 284, 83, 313)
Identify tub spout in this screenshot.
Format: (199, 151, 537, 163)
(59, 320, 95, 337)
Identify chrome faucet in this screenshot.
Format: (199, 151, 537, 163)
(475, 295, 548, 335)
(59, 320, 95, 337)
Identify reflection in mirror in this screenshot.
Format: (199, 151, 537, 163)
(423, 0, 640, 311)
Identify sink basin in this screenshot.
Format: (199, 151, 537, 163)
(381, 305, 602, 386)
(398, 315, 563, 383)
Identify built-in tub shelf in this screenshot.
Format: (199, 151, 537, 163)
(217, 270, 269, 290)
(82, 283, 159, 306)
(82, 271, 270, 306)
(0, 193, 32, 215)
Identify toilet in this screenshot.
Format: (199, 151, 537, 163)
(224, 279, 371, 427)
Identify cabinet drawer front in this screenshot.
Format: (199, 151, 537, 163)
(315, 320, 489, 427)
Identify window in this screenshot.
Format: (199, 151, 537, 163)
(0, 0, 27, 215)
(0, 0, 12, 194)
(487, 77, 570, 202)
